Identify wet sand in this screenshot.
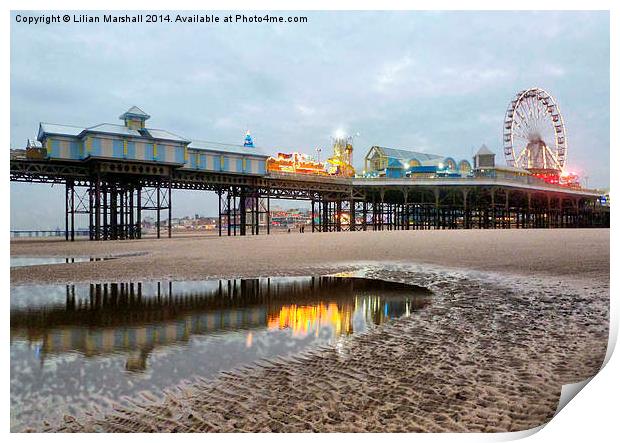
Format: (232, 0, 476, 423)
(10, 229, 610, 432)
(10, 229, 610, 285)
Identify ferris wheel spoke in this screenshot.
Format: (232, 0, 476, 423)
(513, 129, 529, 142)
(513, 122, 531, 141)
(511, 118, 527, 134)
(532, 99, 546, 128)
(514, 135, 529, 145)
(530, 97, 550, 138)
(527, 96, 538, 118)
(531, 98, 543, 124)
(521, 100, 533, 124)
(536, 100, 549, 126)
(527, 99, 540, 130)
(515, 109, 533, 134)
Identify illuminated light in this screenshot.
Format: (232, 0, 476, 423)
(243, 130, 254, 148)
(267, 136, 355, 178)
(438, 162, 444, 169)
(334, 128, 346, 139)
(245, 332, 253, 348)
(326, 136, 356, 177)
(267, 303, 351, 338)
(267, 152, 327, 175)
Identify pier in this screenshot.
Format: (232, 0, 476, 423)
(10, 157, 609, 241)
(10, 100, 609, 241)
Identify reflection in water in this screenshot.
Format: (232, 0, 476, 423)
(12, 278, 429, 369)
(10, 277, 431, 430)
(10, 256, 113, 268)
(268, 303, 348, 337)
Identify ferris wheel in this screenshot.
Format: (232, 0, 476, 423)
(503, 88, 567, 172)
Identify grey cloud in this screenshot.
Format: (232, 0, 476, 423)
(10, 10, 610, 229)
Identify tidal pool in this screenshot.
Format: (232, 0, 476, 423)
(10, 276, 431, 431)
(10, 256, 112, 268)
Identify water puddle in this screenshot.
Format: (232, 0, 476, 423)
(10, 276, 431, 430)
(10, 252, 147, 268)
(10, 256, 114, 268)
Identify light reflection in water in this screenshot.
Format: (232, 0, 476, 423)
(10, 277, 431, 431)
(268, 303, 348, 337)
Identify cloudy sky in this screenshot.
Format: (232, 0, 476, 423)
(10, 11, 609, 229)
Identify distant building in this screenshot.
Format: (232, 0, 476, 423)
(269, 207, 312, 227)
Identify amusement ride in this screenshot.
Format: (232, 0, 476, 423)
(266, 135, 356, 177)
(503, 87, 577, 186)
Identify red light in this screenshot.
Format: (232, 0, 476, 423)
(529, 169, 580, 188)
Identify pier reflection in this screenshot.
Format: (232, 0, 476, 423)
(10, 276, 432, 430)
(11, 277, 430, 371)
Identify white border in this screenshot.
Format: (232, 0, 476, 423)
(3, 1, 616, 441)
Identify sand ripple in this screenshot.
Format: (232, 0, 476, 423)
(42, 264, 608, 433)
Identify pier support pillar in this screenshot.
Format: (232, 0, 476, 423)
(136, 185, 142, 239)
(377, 188, 385, 231)
(349, 199, 356, 231)
(156, 182, 161, 239)
(65, 180, 70, 241)
(336, 199, 342, 232)
(218, 189, 222, 237)
(403, 189, 409, 230)
(95, 177, 101, 240)
(362, 201, 368, 231)
(504, 189, 510, 229)
(433, 188, 440, 230)
(266, 193, 271, 235)
(461, 188, 470, 229)
(239, 188, 246, 236)
(225, 190, 233, 236)
(322, 199, 329, 232)
(490, 188, 496, 229)
(168, 176, 172, 238)
(526, 192, 532, 229)
(64, 180, 80, 241)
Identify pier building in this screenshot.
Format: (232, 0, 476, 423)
(363, 146, 472, 178)
(36, 106, 268, 176)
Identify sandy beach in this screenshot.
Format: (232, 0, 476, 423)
(10, 229, 610, 285)
(10, 229, 610, 432)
